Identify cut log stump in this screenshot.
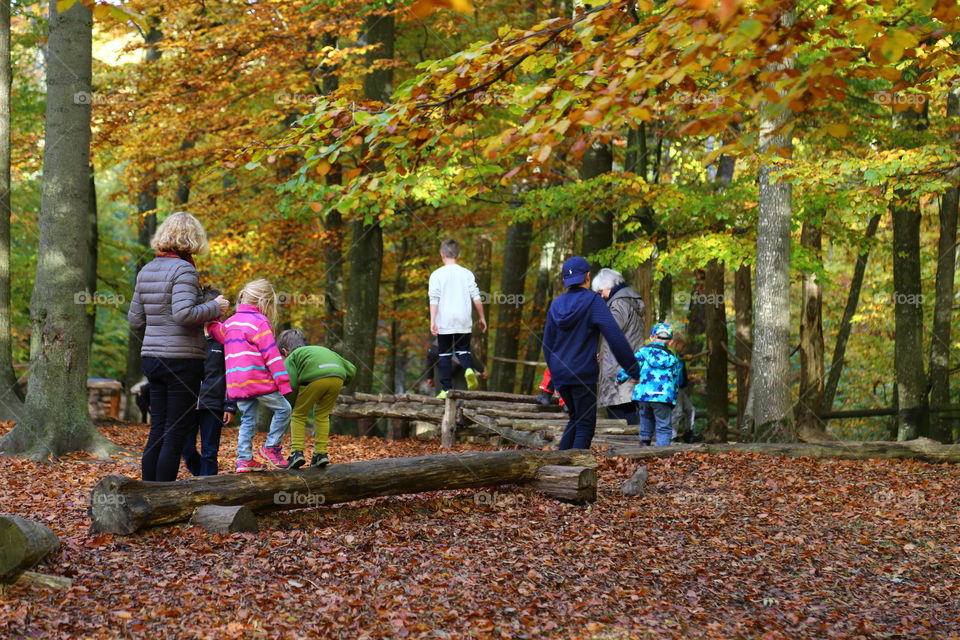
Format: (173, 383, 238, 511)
(0, 515, 60, 584)
(189, 505, 259, 534)
(531, 465, 596, 504)
(90, 449, 596, 534)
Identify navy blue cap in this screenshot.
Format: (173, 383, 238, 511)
(561, 256, 590, 287)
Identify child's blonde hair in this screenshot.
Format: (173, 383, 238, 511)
(150, 211, 209, 255)
(238, 279, 278, 326)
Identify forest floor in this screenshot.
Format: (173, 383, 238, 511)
(0, 423, 958, 640)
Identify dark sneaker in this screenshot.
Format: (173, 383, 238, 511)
(536, 391, 553, 406)
(311, 453, 330, 467)
(287, 450, 306, 469)
(640, 440, 652, 447)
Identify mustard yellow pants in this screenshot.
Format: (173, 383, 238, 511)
(290, 377, 343, 453)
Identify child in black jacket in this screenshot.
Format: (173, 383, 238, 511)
(182, 287, 237, 475)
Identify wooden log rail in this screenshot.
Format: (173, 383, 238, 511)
(604, 438, 960, 463)
(90, 449, 597, 534)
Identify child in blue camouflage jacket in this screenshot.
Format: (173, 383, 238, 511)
(616, 322, 686, 446)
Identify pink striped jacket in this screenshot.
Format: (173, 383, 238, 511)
(207, 304, 292, 400)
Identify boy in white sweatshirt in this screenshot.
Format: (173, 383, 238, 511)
(428, 238, 487, 398)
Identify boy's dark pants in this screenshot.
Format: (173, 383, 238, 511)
(182, 409, 224, 476)
(437, 332, 474, 390)
(557, 384, 598, 450)
(141, 356, 204, 482)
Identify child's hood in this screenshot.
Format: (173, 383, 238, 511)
(549, 288, 596, 329)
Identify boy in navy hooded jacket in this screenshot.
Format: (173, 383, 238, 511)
(542, 257, 641, 450)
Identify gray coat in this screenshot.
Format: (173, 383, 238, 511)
(597, 285, 646, 408)
(127, 257, 221, 360)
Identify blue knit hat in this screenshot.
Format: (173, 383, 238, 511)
(650, 322, 673, 339)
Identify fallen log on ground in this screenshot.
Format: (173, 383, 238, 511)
(190, 505, 259, 534)
(90, 449, 596, 534)
(531, 465, 596, 504)
(333, 402, 444, 422)
(0, 515, 59, 583)
(605, 438, 960, 463)
(462, 411, 551, 448)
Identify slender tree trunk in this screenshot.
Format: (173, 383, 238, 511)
(520, 264, 550, 394)
(123, 24, 162, 420)
(343, 12, 392, 399)
(473, 234, 492, 387)
(0, 0, 116, 459)
(703, 259, 728, 443)
(822, 213, 880, 413)
(930, 88, 959, 443)
(319, 34, 344, 351)
(387, 235, 409, 395)
(749, 6, 796, 443)
(86, 166, 97, 348)
(734, 264, 752, 434)
(0, 0, 22, 419)
(892, 101, 929, 441)
(172, 136, 195, 206)
(492, 222, 532, 392)
(580, 143, 612, 270)
(795, 221, 830, 441)
(892, 202, 928, 439)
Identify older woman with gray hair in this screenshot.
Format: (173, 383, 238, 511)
(592, 268, 646, 424)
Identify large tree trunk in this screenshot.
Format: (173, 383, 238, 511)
(795, 221, 832, 442)
(734, 264, 752, 436)
(90, 449, 596, 534)
(605, 438, 960, 463)
(0, 1, 116, 460)
(579, 142, 612, 271)
(702, 259, 728, 443)
(122, 23, 162, 421)
(930, 88, 959, 443)
(0, 0, 23, 420)
(748, 5, 796, 443)
(822, 213, 881, 413)
(491, 221, 532, 392)
(343, 12, 392, 399)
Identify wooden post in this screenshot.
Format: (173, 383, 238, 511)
(440, 395, 457, 448)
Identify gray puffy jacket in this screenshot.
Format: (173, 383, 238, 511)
(597, 285, 646, 408)
(127, 256, 221, 359)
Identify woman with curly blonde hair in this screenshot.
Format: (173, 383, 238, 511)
(128, 212, 230, 481)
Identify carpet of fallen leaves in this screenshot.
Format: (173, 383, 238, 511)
(0, 422, 959, 639)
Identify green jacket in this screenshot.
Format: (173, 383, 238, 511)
(284, 346, 356, 390)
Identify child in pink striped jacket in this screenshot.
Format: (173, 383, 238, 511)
(208, 279, 292, 472)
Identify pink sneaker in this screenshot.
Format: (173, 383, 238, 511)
(236, 458, 266, 473)
(259, 445, 289, 469)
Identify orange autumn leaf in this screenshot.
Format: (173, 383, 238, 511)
(408, 0, 474, 19)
